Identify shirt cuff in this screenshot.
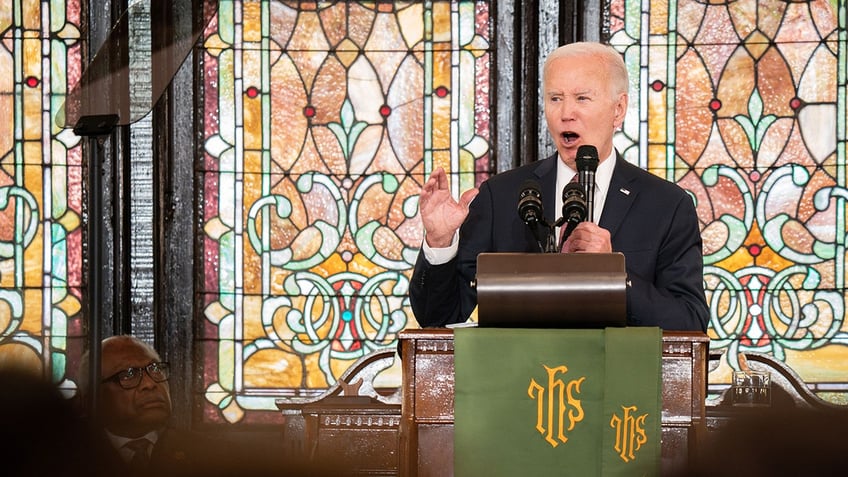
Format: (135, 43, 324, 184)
(422, 232, 459, 265)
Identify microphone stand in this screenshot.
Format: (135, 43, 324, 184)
(553, 209, 584, 253)
(532, 219, 556, 253)
(528, 221, 545, 253)
(544, 222, 557, 253)
(527, 219, 557, 253)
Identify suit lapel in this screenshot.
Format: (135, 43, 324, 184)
(533, 155, 558, 224)
(599, 155, 639, 238)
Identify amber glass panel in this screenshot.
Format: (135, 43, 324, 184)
(0, 0, 84, 391)
(199, 1, 492, 422)
(610, 0, 847, 401)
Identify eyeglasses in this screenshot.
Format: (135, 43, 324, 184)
(102, 362, 170, 389)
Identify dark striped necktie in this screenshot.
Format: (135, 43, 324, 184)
(125, 438, 152, 468)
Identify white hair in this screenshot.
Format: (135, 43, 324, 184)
(543, 42, 630, 97)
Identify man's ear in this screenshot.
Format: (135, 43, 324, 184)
(613, 92, 628, 128)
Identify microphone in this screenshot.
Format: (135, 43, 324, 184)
(517, 179, 544, 226)
(576, 145, 599, 222)
(555, 182, 587, 246)
(560, 182, 587, 225)
(517, 179, 553, 252)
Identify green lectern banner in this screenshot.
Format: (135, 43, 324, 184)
(454, 327, 662, 477)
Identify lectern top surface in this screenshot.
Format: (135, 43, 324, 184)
(474, 252, 627, 329)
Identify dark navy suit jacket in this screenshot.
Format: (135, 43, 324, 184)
(410, 154, 708, 331)
(94, 427, 287, 477)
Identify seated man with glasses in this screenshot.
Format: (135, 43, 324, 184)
(79, 335, 251, 476)
(79, 335, 348, 476)
(98, 336, 173, 456)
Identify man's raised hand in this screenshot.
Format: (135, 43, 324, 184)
(419, 168, 479, 248)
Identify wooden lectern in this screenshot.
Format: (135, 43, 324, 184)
(398, 329, 709, 476)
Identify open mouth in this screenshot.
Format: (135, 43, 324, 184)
(561, 132, 580, 145)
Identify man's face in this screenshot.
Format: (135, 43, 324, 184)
(99, 340, 172, 437)
(543, 55, 628, 169)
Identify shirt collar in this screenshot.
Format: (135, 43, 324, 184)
(594, 148, 616, 197)
(106, 428, 161, 451)
(557, 148, 616, 192)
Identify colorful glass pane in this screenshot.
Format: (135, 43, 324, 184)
(200, 1, 492, 422)
(0, 1, 84, 389)
(610, 0, 847, 400)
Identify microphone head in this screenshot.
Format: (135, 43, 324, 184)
(561, 182, 587, 222)
(576, 145, 599, 172)
(561, 181, 585, 200)
(518, 179, 543, 225)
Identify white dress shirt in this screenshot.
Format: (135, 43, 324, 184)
(555, 148, 616, 243)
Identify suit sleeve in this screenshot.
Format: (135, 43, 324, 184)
(625, 192, 708, 331)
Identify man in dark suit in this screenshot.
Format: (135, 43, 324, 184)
(80, 335, 267, 477)
(77, 335, 363, 476)
(410, 42, 708, 332)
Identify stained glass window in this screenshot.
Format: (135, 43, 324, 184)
(199, 1, 492, 422)
(0, 1, 84, 392)
(5, 0, 847, 434)
(610, 0, 848, 401)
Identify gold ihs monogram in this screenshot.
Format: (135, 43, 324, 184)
(527, 364, 585, 448)
(609, 405, 648, 462)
